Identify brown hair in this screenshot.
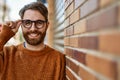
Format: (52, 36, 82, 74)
(19, 2, 48, 21)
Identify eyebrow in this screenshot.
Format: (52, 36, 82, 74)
(22, 19, 46, 22)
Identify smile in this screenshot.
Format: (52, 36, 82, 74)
(28, 33, 40, 39)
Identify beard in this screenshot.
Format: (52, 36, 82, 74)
(23, 30, 46, 45)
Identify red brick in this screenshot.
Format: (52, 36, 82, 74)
(66, 25, 74, 36)
(118, 62, 120, 80)
(79, 66, 97, 80)
(65, 2, 74, 17)
(66, 58, 79, 74)
(64, 37, 69, 46)
(74, 19, 86, 34)
(65, 48, 74, 58)
(64, 18, 69, 28)
(66, 58, 70, 67)
(86, 54, 117, 79)
(70, 8, 80, 24)
(73, 50, 86, 64)
(64, 29, 66, 37)
(65, 0, 70, 9)
(66, 68, 78, 80)
(69, 37, 78, 47)
(87, 6, 118, 32)
(100, 0, 115, 8)
(75, 0, 85, 9)
(68, 0, 73, 4)
(80, 0, 99, 18)
(64, 2, 67, 10)
(65, 48, 86, 64)
(78, 36, 98, 50)
(66, 68, 72, 78)
(99, 32, 120, 55)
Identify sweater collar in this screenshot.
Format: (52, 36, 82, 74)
(18, 43, 53, 56)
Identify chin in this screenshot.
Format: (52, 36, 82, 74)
(26, 38, 44, 45)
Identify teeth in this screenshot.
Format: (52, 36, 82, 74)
(31, 34, 37, 36)
(29, 33, 38, 37)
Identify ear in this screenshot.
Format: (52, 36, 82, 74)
(46, 21, 49, 29)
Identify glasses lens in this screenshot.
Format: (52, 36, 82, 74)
(22, 20, 46, 29)
(22, 20, 31, 28)
(36, 20, 45, 29)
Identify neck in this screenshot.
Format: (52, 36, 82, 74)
(24, 42, 45, 51)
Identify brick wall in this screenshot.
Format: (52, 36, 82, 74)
(64, 0, 120, 80)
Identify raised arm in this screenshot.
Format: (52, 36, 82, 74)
(0, 20, 21, 51)
(0, 20, 21, 73)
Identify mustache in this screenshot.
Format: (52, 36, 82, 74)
(27, 30, 42, 35)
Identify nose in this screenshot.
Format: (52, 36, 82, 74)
(30, 23, 36, 31)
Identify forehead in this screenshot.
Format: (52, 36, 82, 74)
(23, 9, 45, 20)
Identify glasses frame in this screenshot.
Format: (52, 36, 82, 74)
(21, 19, 47, 29)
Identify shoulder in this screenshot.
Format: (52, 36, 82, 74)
(46, 45, 64, 54)
(4, 43, 23, 50)
(3, 43, 23, 55)
(46, 45, 65, 59)
(4, 45, 17, 51)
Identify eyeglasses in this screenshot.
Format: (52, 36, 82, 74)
(21, 19, 47, 29)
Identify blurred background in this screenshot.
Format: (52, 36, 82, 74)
(0, 0, 120, 80)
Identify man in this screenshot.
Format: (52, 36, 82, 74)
(0, 2, 65, 80)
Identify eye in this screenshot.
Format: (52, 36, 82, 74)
(36, 20, 44, 25)
(23, 20, 31, 26)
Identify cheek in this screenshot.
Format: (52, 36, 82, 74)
(39, 27, 47, 33)
(21, 27, 27, 34)
(43, 25, 48, 32)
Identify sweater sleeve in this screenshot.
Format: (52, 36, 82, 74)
(60, 54, 66, 80)
(54, 53, 66, 80)
(0, 25, 15, 73)
(0, 25, 15, 51)
(0, 51, 3, 73)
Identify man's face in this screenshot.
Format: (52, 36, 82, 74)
(21, 9, 48, 45)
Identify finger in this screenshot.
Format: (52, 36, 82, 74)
(9, 21, 15, 29)
(15, 20, 22, 30)
(4, 21, 15, 28)
(10, 20, 21, 29)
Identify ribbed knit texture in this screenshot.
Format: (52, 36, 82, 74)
(0, 26, 65, 80)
